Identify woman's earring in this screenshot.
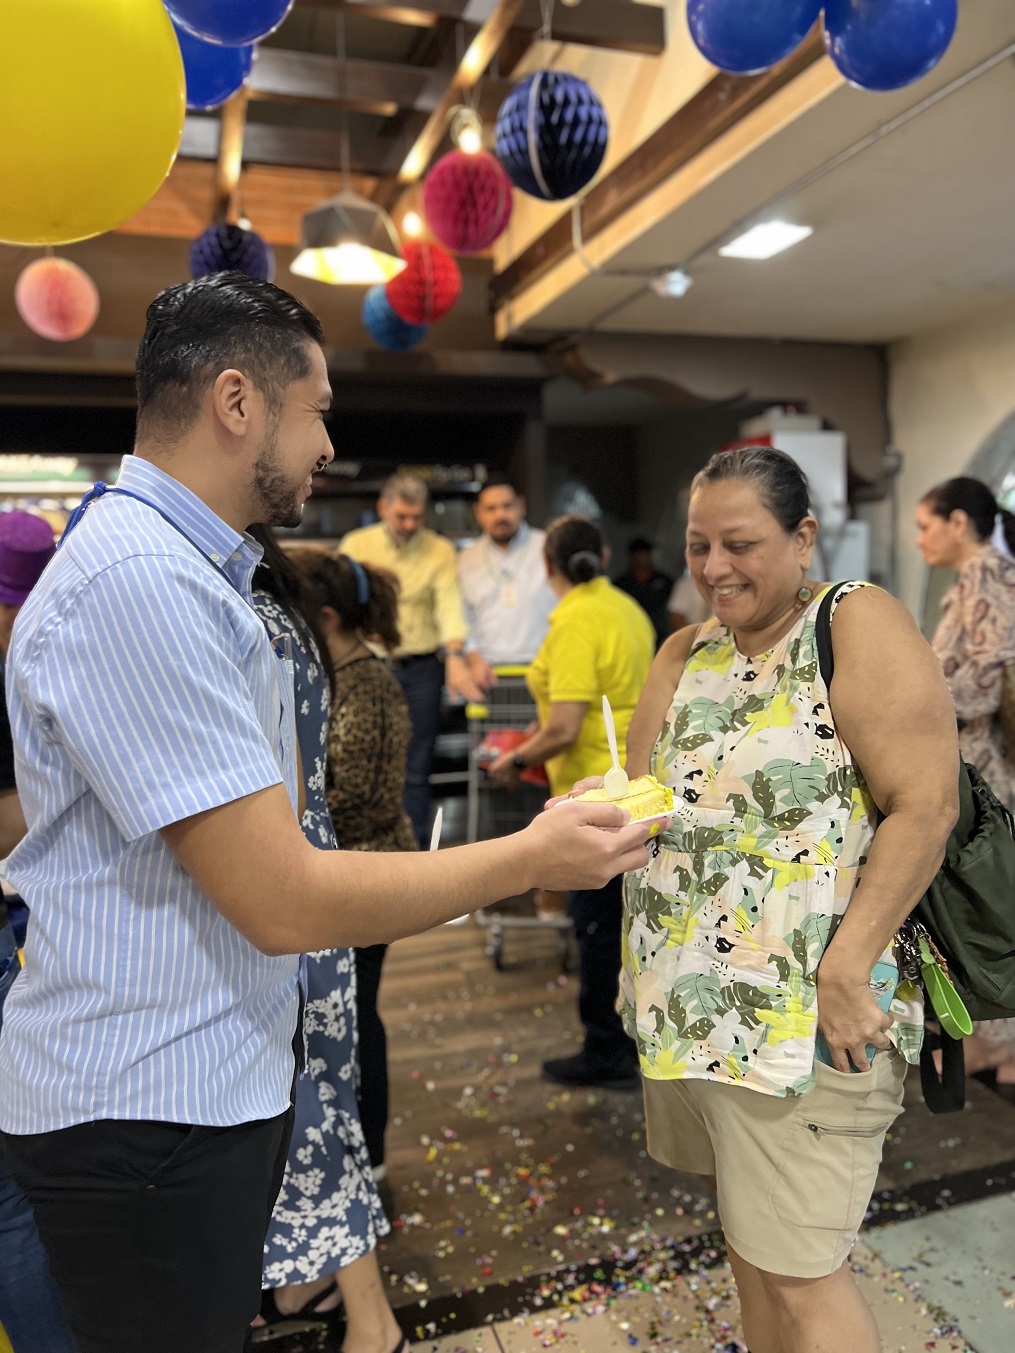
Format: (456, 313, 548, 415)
(797, 584, 814, 604)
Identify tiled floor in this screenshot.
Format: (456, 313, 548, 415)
(866, 1192, 1015, 1353)
(411, 1241, 976, 1351)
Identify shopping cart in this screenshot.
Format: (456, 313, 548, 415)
(466, 667, 575, 973)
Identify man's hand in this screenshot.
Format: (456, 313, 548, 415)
(815, 959, 894, 1073)
(445, 654, 484, 703)
(523, 797, 654, 891)
(466, 651, 497, 693)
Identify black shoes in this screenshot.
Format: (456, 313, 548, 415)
(541, 1052, 641, 1091)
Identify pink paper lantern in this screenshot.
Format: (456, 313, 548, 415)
(15, 257, 100, 342)
(422, 149, 512, 255)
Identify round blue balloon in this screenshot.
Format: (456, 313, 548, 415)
(189, 223, 275, 282)
(495, 71, 608, 201)
(823, 0, 957, 92)
(174, 23, 254, 110)
(166, 0, 294, 47)
(687, 0, 823, 75)
(362, 287, 427, 353)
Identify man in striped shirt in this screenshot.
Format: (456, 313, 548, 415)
(0, 274, 654, 1353)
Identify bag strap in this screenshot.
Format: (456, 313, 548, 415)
(919, 1028, 967, 1113)
(815, 581, 852, 689)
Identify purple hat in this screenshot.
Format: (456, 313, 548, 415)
(0, 511, 56, 606)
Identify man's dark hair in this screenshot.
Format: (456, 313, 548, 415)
(628, 537, 654, 554)
(476, 478, 520, 501)
(135, 272, 325, 442)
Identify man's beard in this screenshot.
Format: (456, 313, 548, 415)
(253, 424, 303, 529)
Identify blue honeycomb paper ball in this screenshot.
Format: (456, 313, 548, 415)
(495, 71, 608, 202)
(189, 223, 275, 281)
(362, 286, 427, 352)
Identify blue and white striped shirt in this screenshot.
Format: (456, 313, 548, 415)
(0, 456, 300, 1134)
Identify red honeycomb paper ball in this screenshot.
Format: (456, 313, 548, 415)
(385, 241, 462, 325)
(422, 149, 512, 255)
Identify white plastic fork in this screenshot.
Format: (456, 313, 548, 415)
(602, 695, 630, 801)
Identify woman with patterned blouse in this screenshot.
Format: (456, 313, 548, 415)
(577, 448, 959, 1353)
(917, 475, 1015, 1083)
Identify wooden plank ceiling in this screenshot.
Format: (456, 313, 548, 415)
(119, 0, 665, 244)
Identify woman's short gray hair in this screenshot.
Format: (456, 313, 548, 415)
(380, 473, 428, 506)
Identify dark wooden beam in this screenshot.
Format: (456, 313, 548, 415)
(300, 0, 666, 55)
(489, 30, 826, 310)
(181, 116, 407, 177)
(248, 47, 514, 118)
(397, 0, 527, 182)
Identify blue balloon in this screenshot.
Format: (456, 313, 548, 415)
(362, 287, 427, 353)
(166, 0, 294, 47)
(687, 0, 823, 75)
(495, 72, 608, 202)
(174, 24, 254, 111)
(823, 0, 957, 92)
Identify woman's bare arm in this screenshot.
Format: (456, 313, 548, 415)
(818, 587, 960, 1071)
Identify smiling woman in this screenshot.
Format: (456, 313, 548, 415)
(620, 445, 960, 1353)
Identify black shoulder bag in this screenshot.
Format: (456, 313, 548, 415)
(817, 582, 1015, 1113)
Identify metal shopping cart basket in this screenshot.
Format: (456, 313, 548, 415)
(466, 666, 575, 973)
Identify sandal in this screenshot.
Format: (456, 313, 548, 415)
(249, 1279, 342, 1343)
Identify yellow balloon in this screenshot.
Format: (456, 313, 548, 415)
(0, 0, 185, 246)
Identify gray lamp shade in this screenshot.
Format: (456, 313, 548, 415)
(290, 189, 405, 285)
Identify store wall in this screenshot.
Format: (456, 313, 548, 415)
(889, 297, 1015, 620)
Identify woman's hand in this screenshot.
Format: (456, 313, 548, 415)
(815, 960, 894, 1073)
(487, 752, 522, 788)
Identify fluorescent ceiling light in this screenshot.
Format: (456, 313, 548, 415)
(719, 222, 813, 260)
(650, 269, 694, 298)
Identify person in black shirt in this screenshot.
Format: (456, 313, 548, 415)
(614, 538, 674, 650)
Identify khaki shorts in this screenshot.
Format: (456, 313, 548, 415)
(643, 1052, 907, 1278)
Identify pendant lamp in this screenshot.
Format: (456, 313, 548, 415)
(289, 14, 404, 286)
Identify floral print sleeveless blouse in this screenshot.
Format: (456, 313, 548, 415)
(620, 584, 922, 1098)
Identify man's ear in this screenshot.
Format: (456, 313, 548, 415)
(602, 545, 612, 572)
(211, 368, 254, 438)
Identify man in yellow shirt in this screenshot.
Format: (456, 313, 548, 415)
(341, 473, 482, 846)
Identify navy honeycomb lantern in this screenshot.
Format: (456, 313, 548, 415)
(495, 71, 608, 201)
(188, 223, 275, 281)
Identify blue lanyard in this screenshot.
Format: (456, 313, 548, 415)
(61, 481, 241, 595)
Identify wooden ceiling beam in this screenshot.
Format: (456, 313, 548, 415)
(181, 116, 404, 178)
(301, 0, 665, 54)
(396, 0, 527, 183)
(214, 90, 249, 223)
(489, 30, 826, 310)
(247, 47, 513, 118)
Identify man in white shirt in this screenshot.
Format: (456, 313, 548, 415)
(459, 479, 556, 689)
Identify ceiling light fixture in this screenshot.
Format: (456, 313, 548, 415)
(718, 221, 813, 260)
(650, 268, 694, 298)
(289, 12, 405, 286)
(450, 106, 484, 156)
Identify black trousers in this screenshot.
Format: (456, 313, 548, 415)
(1, 1108, 294, 1353)
(572, 874, 638, 1070)
(392, 653, 444, 848)
(354, 943, 389, 1169)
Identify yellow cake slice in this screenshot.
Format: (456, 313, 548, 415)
(576, 774, 674, 820)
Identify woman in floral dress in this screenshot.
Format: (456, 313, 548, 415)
(250, 528, 404, 1353)
(917, 475, 1015, 1081)
(607, 448, 958, 1353)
